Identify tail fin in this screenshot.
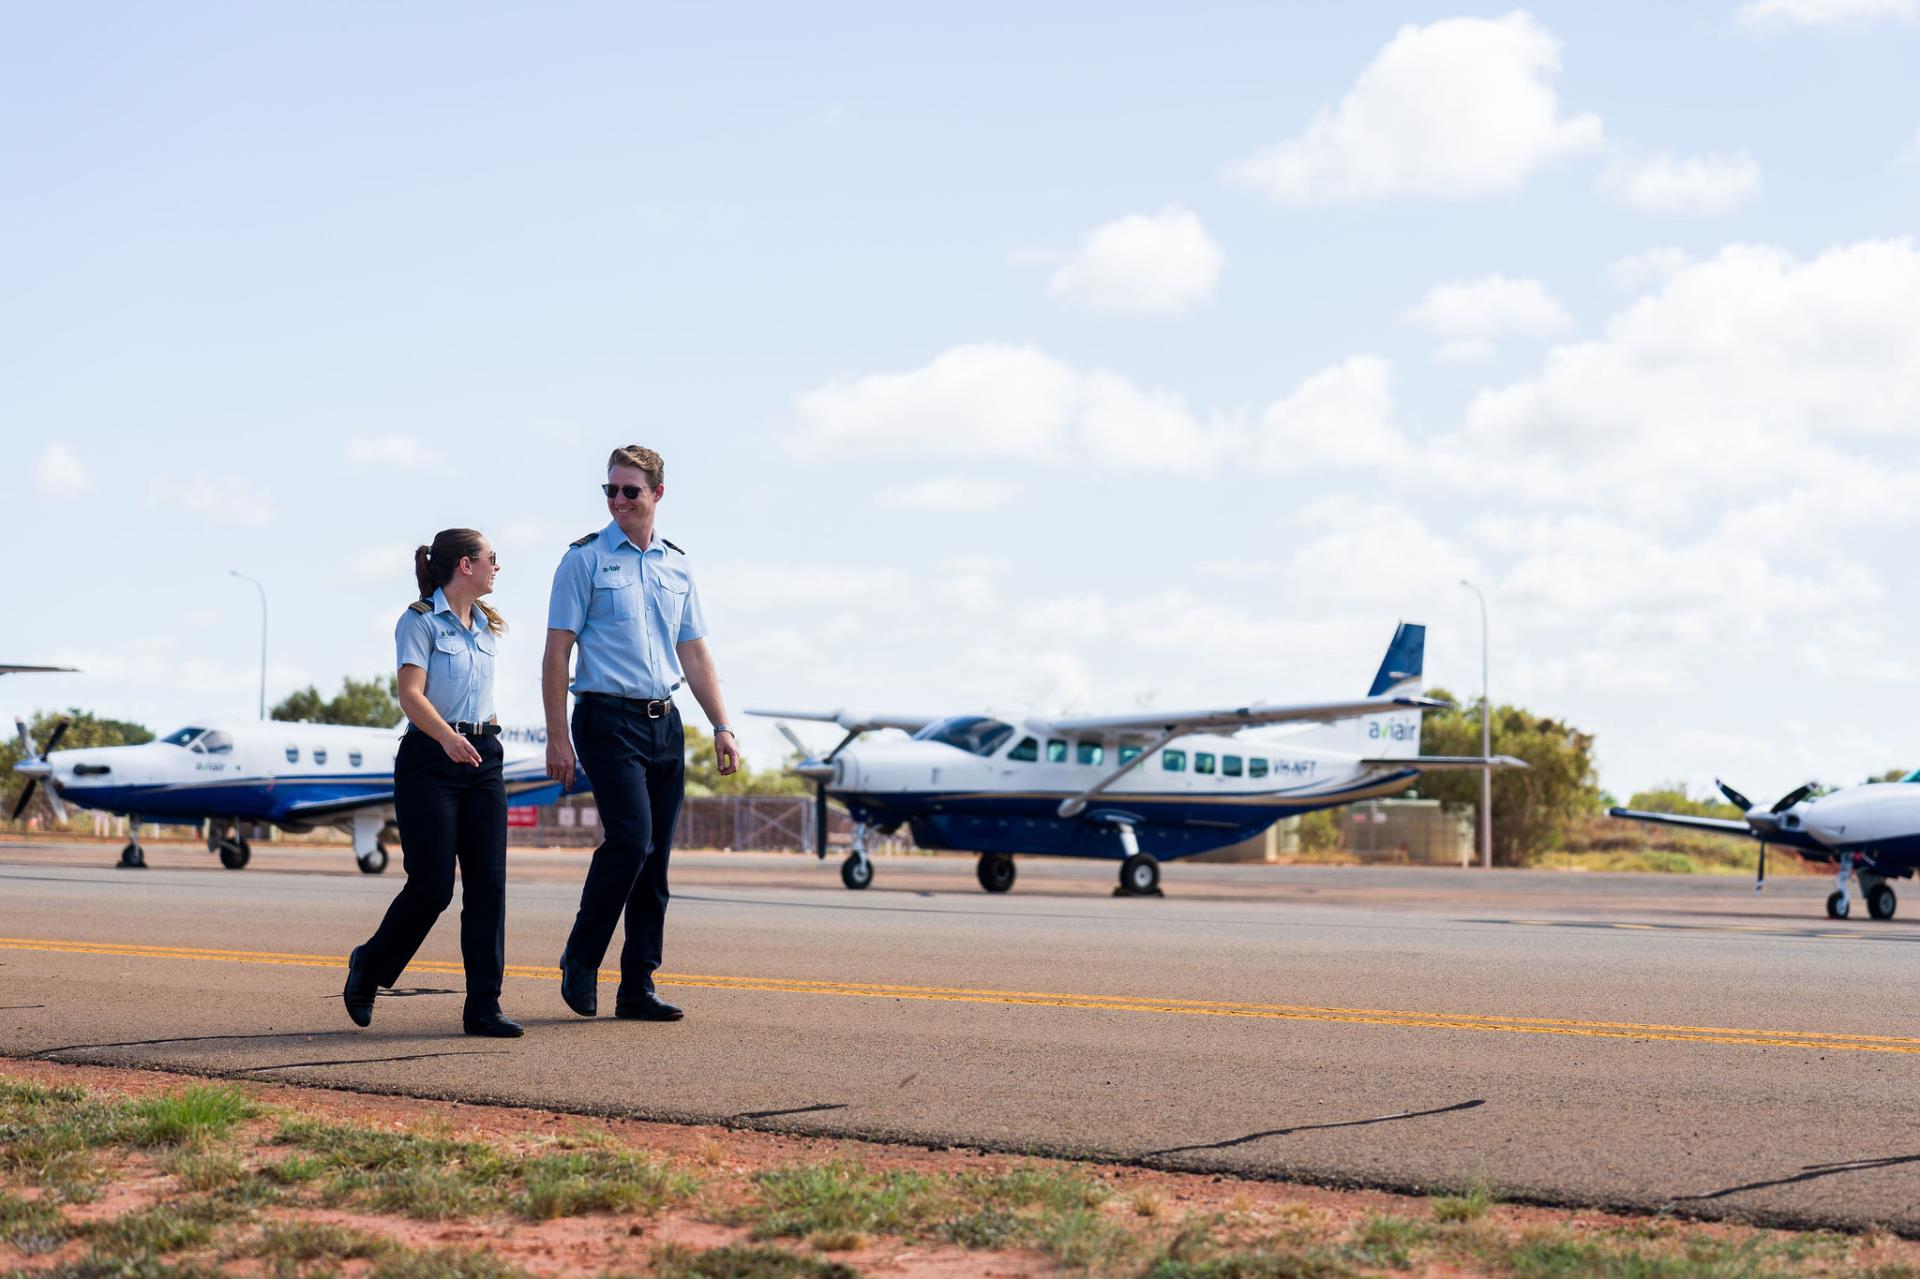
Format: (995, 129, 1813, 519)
(1361, 622, 1425, 759)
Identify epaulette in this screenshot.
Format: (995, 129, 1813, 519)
(661, 538, 686, 554)
(406, 600, 432, 614)
(570, 531, 600, 548)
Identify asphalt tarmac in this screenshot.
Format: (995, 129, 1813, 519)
(2, 839, 1916, 1233)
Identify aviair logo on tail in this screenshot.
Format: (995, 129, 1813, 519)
(1368, 718, 1418, 742)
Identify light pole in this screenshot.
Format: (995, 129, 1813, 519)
(1459, 579, 1492, 869)
(230, 571, 267, 720)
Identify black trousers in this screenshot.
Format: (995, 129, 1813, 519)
(360, 731, 507, 1018)
(563, 696, 685, 999)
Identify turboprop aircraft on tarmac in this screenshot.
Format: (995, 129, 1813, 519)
(752, 623, 1521, 895)
(1610, 777, 1920, 921)
(10, 718, 573, 873)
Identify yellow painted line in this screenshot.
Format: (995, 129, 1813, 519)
(4, 936, 1917, 1056)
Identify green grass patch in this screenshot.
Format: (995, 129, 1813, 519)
(1431, 1183, 1497, 1223)
(650, 1242, 863, 1279)
(242, 1218, 392, 1268)
(18, 1255, 225, 1279)
(125, 1087, 256, 1148)
(1343, 1213, 1432, 1268)
(368, 1245, 529, 1279)
(746, 1161, 946, 1241)
(1141, 1248, 1350, 1279)
(512, 1148, 696, 1219)
(0, 1187, 74, 1255)
(87, 1197, 251, 1258)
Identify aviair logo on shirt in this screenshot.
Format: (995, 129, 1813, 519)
(602, 564, 620, 573)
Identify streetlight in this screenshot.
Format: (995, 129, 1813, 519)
(1459, 579, 1492, 870)
(230, 571, 267, 720)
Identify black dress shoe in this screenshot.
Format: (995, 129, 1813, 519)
(342, 945, 376, 1028)
(613, 991, 684, 1021)
(463, 1011, 525, 1038)
(558, 953, 598, 1017)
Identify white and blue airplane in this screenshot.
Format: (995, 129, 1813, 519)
(10, 718, 573, 872)
(1611, 776, 1920, 921)
(753, 623, 1520, 895)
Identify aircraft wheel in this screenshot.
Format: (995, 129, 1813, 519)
(1827, 890, 1850, 920)
(1119, 852, 1160, 895)
(357, 848, 389, 875)
(216, 839, 251, 870)
(118, 842, 147, 869)
(1868, 883, 1897, 921)
(976, 853, 1016, 893)
(840, 853, 873, 890)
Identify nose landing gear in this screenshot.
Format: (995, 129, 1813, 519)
(208, 820, 252, 870)
(840, 823, 872, 890)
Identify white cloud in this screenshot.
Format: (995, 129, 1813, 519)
(1598, 150, 1762, 215)
(1256, 356, 1404, 470)
(1225, 12, 1602, 204)
(1046, 206, 1224, 315)
(32, 443, 91, 497)
(1438, 239, 1920, 518)
(149, 474, 273, 525)
(1604, 246, 1693, 292)
(1737, 0, 1915, 28)
(1401, 275, 1572, 360)
(346, 434, 431, 466)
(875, 479, 1013, 513)
(685, 563, 901, 610)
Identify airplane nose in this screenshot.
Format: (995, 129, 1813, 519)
(795, 759, 834, 783)
(14, 758, 50, 781)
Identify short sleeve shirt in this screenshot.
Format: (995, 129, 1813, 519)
(395, 588, 498, 724)
(546, 521, 706, 699)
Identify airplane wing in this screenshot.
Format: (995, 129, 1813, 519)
(281, 792, 397, 821)
(746, 709, 939, 733)
(1043, 696, 1446, 737)
(1608, 807, 1756, 837)
(1362, 755, 1530, 769)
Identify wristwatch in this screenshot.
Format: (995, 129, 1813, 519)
(713, 724, 734, 736)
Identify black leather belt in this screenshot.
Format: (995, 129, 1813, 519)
(578, 691, 676, 719)
(411, 722, 500, 738)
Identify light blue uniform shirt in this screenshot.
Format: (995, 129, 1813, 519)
(547, 521, 707, 699)
(395, 588, 498, 724)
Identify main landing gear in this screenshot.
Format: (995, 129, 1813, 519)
(1825, 853, 1898, 921)
(349, 814, 394, 875)
(208, 820, 252, 870)
(1111, 820, 1162, 897)
(976, 853, 1016, 893)
(841, 823, 873, 890)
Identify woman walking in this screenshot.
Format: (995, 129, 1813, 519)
(343, 529, 522, 1037)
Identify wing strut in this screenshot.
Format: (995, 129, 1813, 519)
(1056, 727, 1185, 819)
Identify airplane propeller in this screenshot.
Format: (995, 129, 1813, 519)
(774, 722, 861, 860)
(1714, 778, 1815, 893)
(10, 716, 72, 822)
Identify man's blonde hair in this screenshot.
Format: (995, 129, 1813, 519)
(607, 445, 664, 489)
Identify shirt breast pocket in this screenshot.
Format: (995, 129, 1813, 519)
(653, 574, 689, 634)
(431, 632, 472, 687)
(592, 566, 637, 621)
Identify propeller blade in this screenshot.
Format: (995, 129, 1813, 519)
(775, 722, 810, 757)
(14, 719, 32, 757)
(10, 780, 38, 822)
(42, 717, 72, 754)
(43, 780, 66, 822)
(814, 784, 829, 860)
(825, 728, 862, 762)
(1756, 842, 1766, 893)
(1716, 779, 1753, 812)
(1770, 784, 1814, 814)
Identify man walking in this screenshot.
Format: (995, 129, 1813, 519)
(544, 445, 741, 1021)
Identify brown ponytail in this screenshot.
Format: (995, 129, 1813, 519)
(412, 529, 507, 635)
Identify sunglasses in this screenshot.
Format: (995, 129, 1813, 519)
(602, 483, 655, 499)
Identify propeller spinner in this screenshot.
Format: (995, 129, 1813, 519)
(10, 716, 72, 822)
(1716, 778, 1814, 893)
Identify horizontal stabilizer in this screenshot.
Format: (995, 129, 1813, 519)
(1363, 755, 1530, 770)
(1607, 807, 1756, 838)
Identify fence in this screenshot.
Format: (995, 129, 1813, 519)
(513, 794, 914, 854)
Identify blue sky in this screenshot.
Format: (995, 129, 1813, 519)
(5, 2, 1918, 801)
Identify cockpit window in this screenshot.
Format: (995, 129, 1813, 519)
(198, 731, 234, 755)
(162, 727, 208, 748)
(911, 716, 1015, 757)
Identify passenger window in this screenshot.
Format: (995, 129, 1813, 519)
(349, 751, 363, 768)
(1162, 750, 1187, 772)
(1223, 755, 1243, 777)
(314, 749, 328, 766)
(285, 747, 299, 764)
(1046, 740, 1068, 764)
(1118, 745, 1142, 764)
(1195, 752, 1216, 775)
(1077, 742, 1104, 766)
(1249, 758, 1268, 778)
(1009, 737, 1039, 762)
